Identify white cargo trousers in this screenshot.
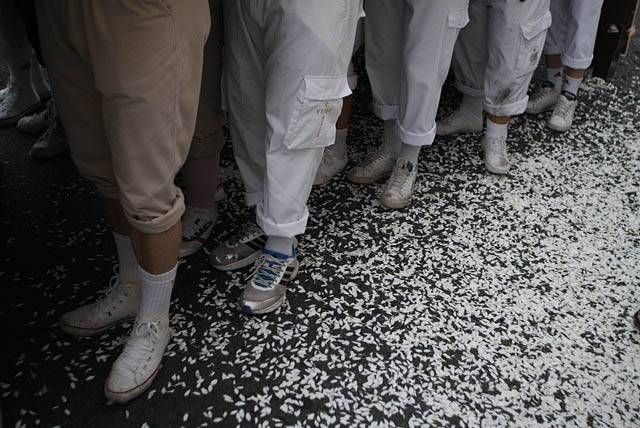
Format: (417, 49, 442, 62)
(453, 0, 552, 117)
(365, 0, 470, 147)
(544, 0, 604, 70)
(223, 0, 362, 238)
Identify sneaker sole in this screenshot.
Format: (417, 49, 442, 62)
(547, 122, 571, 133)
(104, 329, 173, 404)
(211, 251, 261, 271)
(485, 162, 510, 175)
(380, 196, 412, 210)
(0, 103, 43, 128)
(59, 315, 136, 337)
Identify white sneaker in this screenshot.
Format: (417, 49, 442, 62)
(104, 315, 172, 403)
(548, 93, 578, 133)
(29, 120, 69, 160)
(0, 76, 41, 127)
(17, 98, 56, 135)
(314, 147, 348, 186)
(436, 108, 483, 136)
(180, 205, 217, 258)
(526, 84, 560, 114)
(380, 159, 418, 209)
(482, 134, 510, 175)
(347, 149, 396, 184)
(59, 275, 140, 337)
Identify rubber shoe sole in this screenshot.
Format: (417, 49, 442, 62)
(211, 250, 262, 271)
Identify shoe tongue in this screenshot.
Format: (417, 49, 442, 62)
(262, 249, 293, 260)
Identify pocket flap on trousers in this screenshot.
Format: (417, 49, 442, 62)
(521, 10, 552, 40)
(304, 76, 352, 101)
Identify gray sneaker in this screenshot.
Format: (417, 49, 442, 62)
(180, 205, 217, 258)
(210, 221, 266, 271)
(29, 120, 69, 160)
(481, 134, 510, 175)
(240, 250, 299, 315)
(380, 159, 418, 209)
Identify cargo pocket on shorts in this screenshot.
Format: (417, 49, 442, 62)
(515, 11, 552, 77)
(283, 76, 351, 150)
(448, 7, 470, 30)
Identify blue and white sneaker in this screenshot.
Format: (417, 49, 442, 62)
(240, 248, 299, 315)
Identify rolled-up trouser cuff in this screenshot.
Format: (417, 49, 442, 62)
(562, 53, 594, 70)
(484, 96, 528, 117)
(246, 191, 262, 207)
(256, 203, 308, 238)
(370, 101, 399, 121)
(396, 121, 436, 147)
(125, 187, 186, 234)
(187, 127, 226, 160)
(455, 80, 484, 98)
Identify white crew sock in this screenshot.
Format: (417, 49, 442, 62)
(113, 232, 141, 284)
(265, 236, 295, 257)
(138, 264, 177, 320)
(460, 95, 483, 117)
(562, 75, 583, 98)
(333, 128, 348, 159)
(546, 67, 563, 92)
(381, 120, 401, 156)
(398, 143, 421, 164)
(485, 119, 509, 140)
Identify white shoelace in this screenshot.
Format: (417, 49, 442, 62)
(486, 136, 507, 157)
(554, 97, 575, 121)
(88, 271, 128, 318)
(119, 321, 161, 375)
(246, 254, 288, 290)
(385, 161, 413, 194)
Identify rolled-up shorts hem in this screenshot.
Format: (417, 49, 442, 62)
(455, 80, 484, 98)
(126, 188, 186, 235)
(256, 204, 308, 238)
(561, 53, 593, 70)
(370, 102, 399, 121)
(484, 97, 528, 117)
(396, 121, 436, 147)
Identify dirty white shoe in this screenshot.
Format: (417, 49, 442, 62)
(0, 74, 40, 127)
(314, 147, 348, 186)
(548, 93, 578, 133)
(17, 98, 56, 135)
(347, 149, 396, 184)
(180, 205, 217, 258)
(59, 276, 140, 337)
(104, 315, 172, 403)
(380, 159, 418, 209)
(436, 108, 483, 136)
(481, 134, 510, 175)
(526, 83, 559, 114)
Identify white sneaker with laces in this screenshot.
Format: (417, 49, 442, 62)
(482, 134, 510, 175)
(104, 315, 172, 403)
(17, 98, 56, 135)
(526, 84, 560, 114)
(59, 274, 140, 337)
(380, 159, 418, 209)
(180, 205, 218, 258)
(436, 108, 483, 136)
(548, 93, 578, 133)
(347, 149, 396, 184)
(314, 147, 348, 186)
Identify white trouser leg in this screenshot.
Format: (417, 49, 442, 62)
(223, 1, 266, 208)
(453, 0, 488, 98)
(544, 0, 569, 56)
(563, 0, 604, 69)
(226, 0, 362, 238)
(483, 0, 551, 117)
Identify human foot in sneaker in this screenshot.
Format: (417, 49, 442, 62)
(347, 149, 396, 184)
(314, 146, 348, 186)
(547, 93, 578, 133)
(526, 82, 560, 115)
(29, 119, 69, 160)
(240, 249, 299, 315)
(210, 220, 266, 271)
(104, 315, 172, 403)
(17, 98, 56, 135)
(482, 134, 510, 175)
(0, 69, 41, 128)
(436, 108, 483, 136)
(380, 159, 418, 209)
(180, 205, 218, 258)
(59, 276, 140, 337)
